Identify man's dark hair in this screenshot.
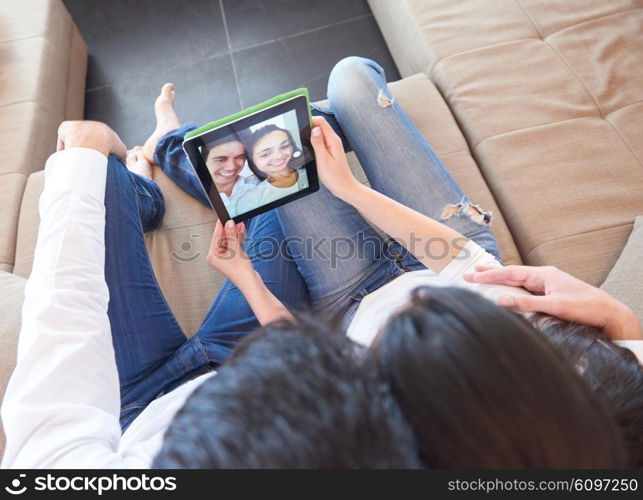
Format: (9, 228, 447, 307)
(535, 315, 643, 467)
(243, 124, 301, 180)
(371, 286, 627, 468)
(200, 134, 245, 163)
(153, 318, 420, 468)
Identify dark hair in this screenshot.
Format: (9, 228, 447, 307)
(371, 286, 626, 468)
(200, 135, 245, 163)
(153, 317, 420, 469)
(244, 124, 301, 180)
(535, 315, 643, 467)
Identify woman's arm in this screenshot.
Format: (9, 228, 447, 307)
(310, 117, 466, 273)
(207, 219, 294, 325)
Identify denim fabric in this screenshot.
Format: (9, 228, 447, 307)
(104, 156, 310, 430)
(276, 57, 500, 321)
(107, 56, 498, 429)
(152, 123, 211, 207)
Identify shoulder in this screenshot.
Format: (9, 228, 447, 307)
(243, 175, 261, 186)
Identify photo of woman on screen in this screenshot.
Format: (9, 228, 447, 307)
(234, 124, 309, 214)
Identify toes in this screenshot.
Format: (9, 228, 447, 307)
(161, 83, 175, 100)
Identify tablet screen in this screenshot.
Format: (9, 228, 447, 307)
(183, 92, 318, 222)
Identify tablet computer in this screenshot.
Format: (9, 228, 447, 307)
(182, 88, 318, 223)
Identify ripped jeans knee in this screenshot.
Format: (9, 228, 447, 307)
(441, 198, 493, 226)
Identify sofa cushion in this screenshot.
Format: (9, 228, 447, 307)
(476, 118, 643, 286)
(0, 271, 26, 455)
(0, 0, 87, 271)
(0, 103, 60, 178)
(601, 216, 643, 330)
(0, 174, 27, 272)
(0, 0, 72, 45)
(0, 37, 69, 119)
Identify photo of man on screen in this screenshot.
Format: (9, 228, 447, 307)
(200, 135, 260, 215)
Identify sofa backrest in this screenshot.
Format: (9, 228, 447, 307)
(369, 0, 643, 285)
(0, 0, 87, 272)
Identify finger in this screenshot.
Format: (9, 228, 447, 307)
(312, 116, 343, 157)
(497, 294, 550, 314)
(224, 219, 237, 243)
(464, 265, 546, 292)
(213, 219, 224, 238)
(56, 121, 70, 151)
(309, 125, 331, 162)
(236, 222, 247, 244)
(213, 220, 228, 250)
(112, 134, 128, 161)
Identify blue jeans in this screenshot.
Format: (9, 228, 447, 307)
(104, 156, 310, 430)
(276, 57, 500, 326)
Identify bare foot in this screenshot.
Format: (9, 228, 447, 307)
(142, 83, 181, 163)
(126, 146, 153, 179)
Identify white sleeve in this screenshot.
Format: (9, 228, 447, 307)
(1, 148, 130, 468)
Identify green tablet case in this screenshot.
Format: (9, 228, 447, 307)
(184, 88, 312, 141)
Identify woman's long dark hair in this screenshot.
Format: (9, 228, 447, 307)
(535, 316, 643, 467)
(243, 124, 302, 180)
(371, 286, 626, 468)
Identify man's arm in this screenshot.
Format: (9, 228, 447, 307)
(463, 264, 642, 341)
(1, 123, 136, 468)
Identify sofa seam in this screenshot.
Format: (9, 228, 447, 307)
(524, 222, 634, 261)
(606, 100, 643, 118)
(514, 0, 545, 39)
(472, 116, 599, 150)
(429, 37, 541, 78)
(543, 7, 643, 40)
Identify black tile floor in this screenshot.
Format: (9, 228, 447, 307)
(63, 0, 400, 147)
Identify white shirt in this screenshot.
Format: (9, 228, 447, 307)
(0, 148, 212, 469)
(219, 174, 259, 216)
(347, 241, 643, 365)
(234, 168, 309, 215)
(347, 240, 536, 347)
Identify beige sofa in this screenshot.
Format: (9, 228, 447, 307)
(0, 0, 88, 452)
(368, 0, 643, 286)
(1, 0, 642, 456)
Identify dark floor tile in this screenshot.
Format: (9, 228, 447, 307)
(63, 0, 229, 89)
(85, 53, 241, 147)
(223, 0, 371, 51)
(235, 15, 400, 106)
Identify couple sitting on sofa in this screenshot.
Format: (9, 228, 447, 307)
(2, 57, 642, 469)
